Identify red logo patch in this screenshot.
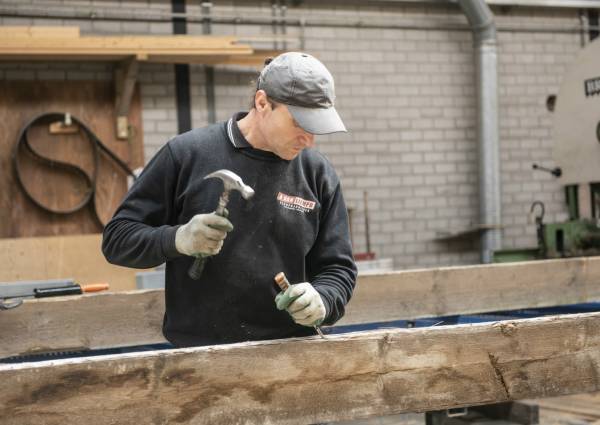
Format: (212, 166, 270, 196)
(277, 192, 316, 213)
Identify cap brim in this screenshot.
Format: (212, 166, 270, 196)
(287, 104, 347, 135)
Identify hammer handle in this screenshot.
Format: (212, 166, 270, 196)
(188, 254, 209, 280)
(215, 191, 230, 216)
(188, 193, 229, 280)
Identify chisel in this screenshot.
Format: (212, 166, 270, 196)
(274, 272, 326, 339)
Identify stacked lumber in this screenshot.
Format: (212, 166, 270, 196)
(0, 26, 280, 65)
(2, 257, 600, 424)
(2, 257, 600, 359)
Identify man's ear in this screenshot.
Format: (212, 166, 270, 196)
(255, 90, 270, 112)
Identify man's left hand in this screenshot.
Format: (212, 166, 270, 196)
(275, 282, 326, 326)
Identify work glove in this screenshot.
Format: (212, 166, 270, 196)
(275, 282, 326, 327)
(175, 212, 233, 256)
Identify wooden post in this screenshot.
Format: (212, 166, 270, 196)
(114, 56, 138, 140)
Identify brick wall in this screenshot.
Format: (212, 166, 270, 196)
(0, 0, 585, 269)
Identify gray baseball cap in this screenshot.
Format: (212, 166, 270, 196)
(257, 52, 347, 135)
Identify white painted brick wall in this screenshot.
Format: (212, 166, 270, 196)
(0, 1, 584, 270)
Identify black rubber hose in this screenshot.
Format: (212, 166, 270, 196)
(12, 112, 138, 227)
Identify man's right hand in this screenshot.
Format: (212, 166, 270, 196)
(175, 213, 233, 256)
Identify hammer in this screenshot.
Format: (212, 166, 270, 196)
(188, 169, 255, 280)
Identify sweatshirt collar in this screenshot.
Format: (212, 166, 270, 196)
(226, 112, 252, 149)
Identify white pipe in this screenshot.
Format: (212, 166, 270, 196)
(458, 0, 502, 263)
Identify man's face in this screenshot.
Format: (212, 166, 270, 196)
(259, 98, 315, 161)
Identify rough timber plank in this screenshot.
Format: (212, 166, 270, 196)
(340, 256, 600, 325)
(2, 257, 600, 359)
(1, 312, 599, 425)
(0, 290, 164, 359)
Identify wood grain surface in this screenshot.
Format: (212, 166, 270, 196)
(1, 312, 599, 424)
(341, 256, 600, 325)
(2, 257, 600, 359)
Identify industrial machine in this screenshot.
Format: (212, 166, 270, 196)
(494, 37, 600, 262)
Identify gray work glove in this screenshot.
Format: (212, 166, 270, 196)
(175, 212, 233, 256)
(275, 282, 326, 326)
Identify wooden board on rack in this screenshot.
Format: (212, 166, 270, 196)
(0, 27, 278, 66)
(0, 26, 81, 39)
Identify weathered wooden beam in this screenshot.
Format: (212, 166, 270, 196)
(1, 312, 599, 425)
(343, 256, 600, 325)
(2, 257, 600, 359)
(0, 290, 164, 359)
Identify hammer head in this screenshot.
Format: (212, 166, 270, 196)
(204, 169, 255, 200)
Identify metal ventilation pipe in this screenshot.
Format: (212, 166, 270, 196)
(458, 0, 502, 263)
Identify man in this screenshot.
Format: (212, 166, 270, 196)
(102, 52, 357, 347)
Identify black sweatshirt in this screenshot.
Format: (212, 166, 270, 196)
(102, 113, 357, 347)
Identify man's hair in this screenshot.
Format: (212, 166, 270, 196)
(249, 57, 278, 109)
(248, 85, 278, 110)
